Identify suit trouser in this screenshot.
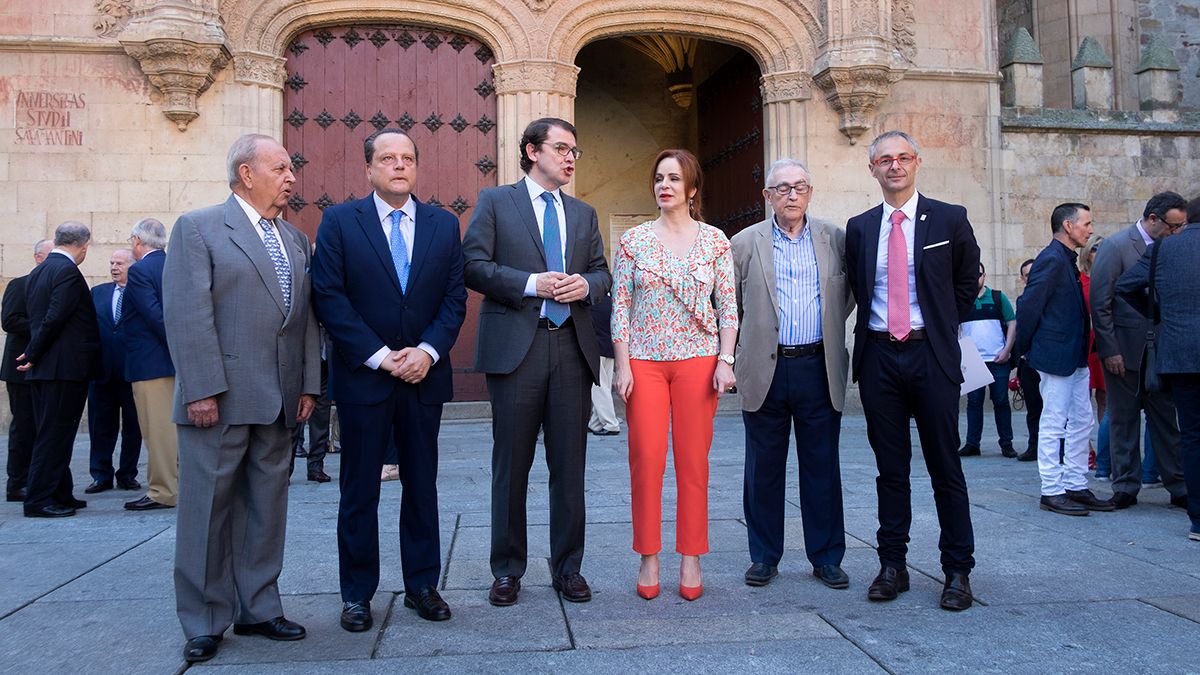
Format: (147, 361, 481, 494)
(337, 385, 442, 601)
(487, 323, 591, 579)
(5, 381, 34, 493)
(1103, 367, 1185, 499)
(290, 360, 331, 473)
(1166, 375, 1200, 528)
(588, 356, 620, 432)
(858, 338, 975, 574)
(174, 414, 291, 639)
(743, 352, 845, 568)
(1036, 367, 1093, 495)
(627, 357, 718, 556)
(1017, 359, 1043, 453)
(87, 379, 142, 483)
(25, 380, 88, 510)
(132, 377, 179, 506)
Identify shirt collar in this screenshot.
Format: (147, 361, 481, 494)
(233, 193, 274, 228)
(524, 175, 561, 205)
(772, 214, 810, 242)
(50, 249, 76, 264)
(374, 192, 416, 224)
(1052, 238, 1080, 262)
(882, 191, 920, 226)
(1134, 219, 1154, 246)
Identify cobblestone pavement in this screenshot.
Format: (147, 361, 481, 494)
(1, 410, 1197, 674)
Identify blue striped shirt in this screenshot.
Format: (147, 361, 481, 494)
(773, 217, 822, 345)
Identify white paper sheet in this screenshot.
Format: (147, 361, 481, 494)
(959, 336, 994, 396)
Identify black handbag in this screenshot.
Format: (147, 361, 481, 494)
(1140, 241, 1163, 394)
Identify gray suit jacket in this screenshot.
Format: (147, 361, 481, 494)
(1090, 222, 1151, 369)
(162, 195, 320, 426)
(1115, 223, 1200, 374)
(463, 180, 612, 383)
(731, 217, 854, 412)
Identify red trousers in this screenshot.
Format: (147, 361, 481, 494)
(627, 356, 718, 555)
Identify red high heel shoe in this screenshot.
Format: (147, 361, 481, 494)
(679, 583, 703, 601)
(636, 583, 660, 600)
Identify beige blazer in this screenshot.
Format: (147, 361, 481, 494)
(731, 216, 854, 412)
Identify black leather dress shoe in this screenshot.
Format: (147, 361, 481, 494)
(1067, 489, 1114, 511)
(1017, 449, 1038, 462)
(940, 572, 973, 611)
(552, 572, 592, 603)
(404, 586, 451, 621)
(183, 635, 222, 663)
(117, 479, 141, 490)
(867, 566, 909, 601)
(1170, 494, 1189, 509)
(1111, 492, 1138, 509)
(84, 480, 113, 494)
(1000, 444, 1018, 458)
(813, 564, 850, 589)
(744, 562, 778, 587)
(1040, 494, 1088, 516)
(957, 444, 981, 457)
(124, 496, 173, 511)
(6, 488, 26, 502)
(489, 576, 521, 606)
(67, 497, 87, 509)
(232, 616, 306, 641)
(24, 504, 76, 518)
(307, 469, 332, 483)
(340, 600, 372, 632)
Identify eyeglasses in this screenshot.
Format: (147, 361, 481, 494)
(765, 183, 811, 197)
(376, 154, 416, 167)
(870, 154, 917, 168)
(543, 142, 582, 159)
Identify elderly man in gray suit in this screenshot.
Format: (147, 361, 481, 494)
(732, 158, 854, 590)
(463, 117, 611, 607)
(164, 134, 320, 664)
(1090, 191, 1189, 510)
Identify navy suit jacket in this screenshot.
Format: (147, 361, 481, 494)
(1, 274, 31, 383)
(123, 249, 174, 382)
(845, 194, 980, 384)
(312, 194, 467, 406)
(1014, 239, 1090, 377)
(24, 252, 101, 382)
(91, 282, 128, 384)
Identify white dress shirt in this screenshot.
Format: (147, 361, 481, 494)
(867, 191, 926, 331)
(365, 192, 438, 369)
(520, 175, 587, 317)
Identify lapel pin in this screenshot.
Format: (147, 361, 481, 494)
(920, 214, 927, 221)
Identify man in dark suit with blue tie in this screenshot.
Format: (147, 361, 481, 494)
(313, 128, 467, 631)
(463, 118, 611, 607)
(84, 248, 142, 494)
(845, 131, 980, 611)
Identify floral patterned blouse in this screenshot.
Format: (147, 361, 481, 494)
(611, 221, 739, 361)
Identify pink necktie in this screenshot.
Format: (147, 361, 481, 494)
(887, 209, 911, 341)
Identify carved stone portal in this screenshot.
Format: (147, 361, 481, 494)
(813, 64, 895, 144)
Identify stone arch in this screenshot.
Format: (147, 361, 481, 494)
(220, 0, 528, 61)
(548, 0, 822, 75)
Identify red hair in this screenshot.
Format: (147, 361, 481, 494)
(651, 149, 704, 221)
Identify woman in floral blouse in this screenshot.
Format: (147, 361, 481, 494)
(611, 149, 739, 601)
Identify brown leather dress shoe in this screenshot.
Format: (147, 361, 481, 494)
(867, 566, 909, 601)
(488, 575, 521, 606)
(940, 572, 973, 611)
(307, 469, 332, 483)
(403, 585, 451, 621)
(552, 572, 592, 603)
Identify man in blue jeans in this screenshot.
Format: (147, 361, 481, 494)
(959, 263, 1017, 458)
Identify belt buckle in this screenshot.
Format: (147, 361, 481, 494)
(780, 345, 798, 358)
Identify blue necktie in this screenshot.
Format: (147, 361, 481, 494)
(390, 209, 411, 293)
(540, 192, 569, 326)
(259, 218, 292, 313)
(114, 286, 123, 323)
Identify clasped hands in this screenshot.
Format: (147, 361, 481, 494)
(384, 347, 432, 384)
(535, 271, 588, 304)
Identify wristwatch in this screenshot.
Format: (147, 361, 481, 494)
(718, 353, 735, 366)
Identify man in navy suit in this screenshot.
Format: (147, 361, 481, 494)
(312, 128, 467, 631)
(84, 248, 142, 493)
(1016, 203, 1113, 517)
(845, 131, 980, 611)
(3, 239, 52, 503)
(123, 218, 178, 511)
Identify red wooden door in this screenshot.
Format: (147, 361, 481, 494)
(282, 25, 498, 401)
(697, 51, 765, 239)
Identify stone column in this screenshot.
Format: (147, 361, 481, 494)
(759, 71, 812, 166)
(1000, 27, 1044, 108)
(492, 60, 580, 186)
(1135, 34, 1180, 121)
(1070, 37, 1114, 111)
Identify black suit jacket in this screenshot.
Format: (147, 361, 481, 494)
(23, 252, 101, 382)
(462, 180, 612, 383)
(1, 274, 31, 383)
(91, 282, 128, 384)
(845, 194, 980, 384)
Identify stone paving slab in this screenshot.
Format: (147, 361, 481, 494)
(0, 537, 152, 617)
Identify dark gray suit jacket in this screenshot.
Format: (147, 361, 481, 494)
(1115, 223, 1200, 374)
(462, 180, 611, 383)
(162, 195, 320, 427)
(1090, 222, 1152, 369)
